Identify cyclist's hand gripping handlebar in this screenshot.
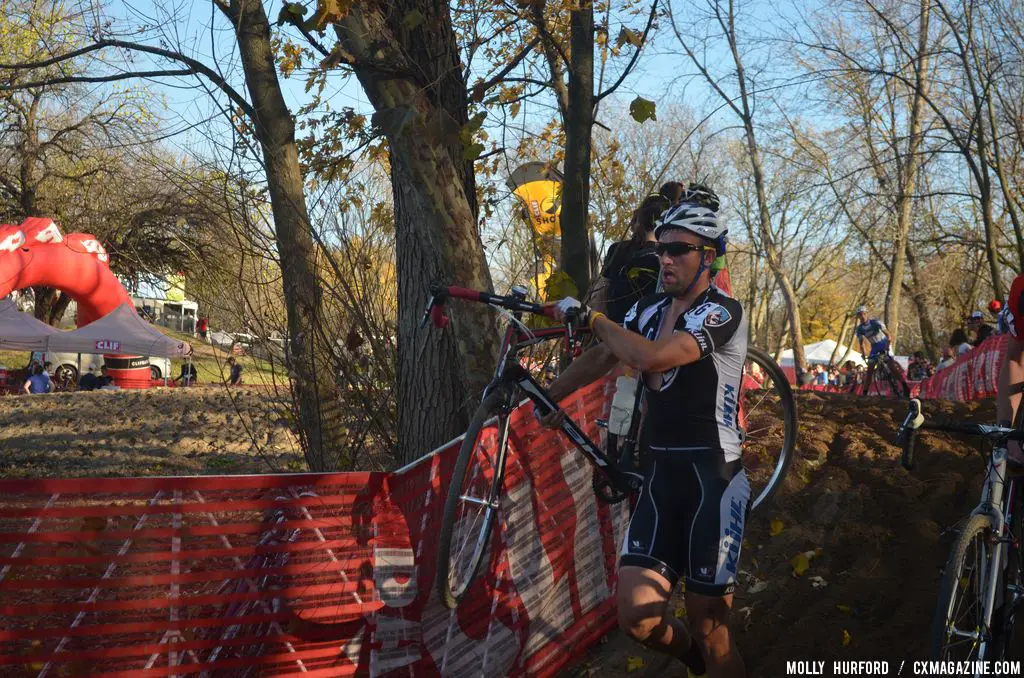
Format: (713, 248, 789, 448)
(896, 398, 925, 469)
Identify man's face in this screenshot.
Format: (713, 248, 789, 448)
(856, 311, 867, 323)
(657, 229, 714, 297)
(968, 317, 981, 329)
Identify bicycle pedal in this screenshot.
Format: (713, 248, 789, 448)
(596, 418, 608, 429)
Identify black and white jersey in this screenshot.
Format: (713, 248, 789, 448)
(623, 286, 748, 462)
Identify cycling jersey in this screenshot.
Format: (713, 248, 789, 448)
(619, 284, 749, 595)
(855, 318, 889, 357)
(623, 285, 748, 462)
(600, 241, 660, 324)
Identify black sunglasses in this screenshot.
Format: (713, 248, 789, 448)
(655, 241, 711, 257)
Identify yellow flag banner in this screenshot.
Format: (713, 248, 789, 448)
(507, 162, 566, 304)
(506, 161, 563, 237)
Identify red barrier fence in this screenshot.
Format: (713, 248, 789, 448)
(0, 375, 628, 676)
(798, 334, 1009, 402)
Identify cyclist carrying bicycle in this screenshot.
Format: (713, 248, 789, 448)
(539, 184, 748, 678)
(853, 305, 909, 397)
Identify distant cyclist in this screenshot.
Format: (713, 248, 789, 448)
(853, 306, 909, 397)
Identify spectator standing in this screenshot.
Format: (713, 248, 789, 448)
(907, 351, 935, 381)
(935, 346, 957, 371)
(949, 328, 973, 356)
(967, 310, 995, 347)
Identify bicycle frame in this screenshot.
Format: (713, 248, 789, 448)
(426, 284, 641, 495)
(898, 401, 1024, 658)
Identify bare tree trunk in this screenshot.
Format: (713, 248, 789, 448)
(906, 243, 940, 360)
(223, 0, 347, 470)
(883, 0, 931, 345)
(560, 3, 595, 296)
(333, 4, 500, 463)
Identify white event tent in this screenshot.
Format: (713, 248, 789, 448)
(43, 303, 193, 358)
(778, 339, 867, 368)
(0, 299, 60, 351)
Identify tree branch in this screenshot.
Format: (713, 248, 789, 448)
(596, 0, 658, 103)
(469, 36, 540, 99)
(0, 38, 257, 122)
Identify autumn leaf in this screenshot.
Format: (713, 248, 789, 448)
(841, 629, 851, 646)
(629, 96, 657, 123)
(674, 603, 687, 618)
(276, 2, 307, 26)
(616, 27, 643, 49)
(770, 518, 785, 536)
(463, 142, 486, 161)
(510, 101, 521, 119)
(304, 0, 353, 32)
(627, 656, 645, 672)
(790, 552, 809, 576)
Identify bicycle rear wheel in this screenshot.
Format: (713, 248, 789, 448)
(740, 347, 797, 512)
(436, 388, 512, 609)
(931, 513, 996, 661)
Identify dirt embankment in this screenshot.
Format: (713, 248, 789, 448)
(0, 387, 303, 478)
(567, 391, 998, 677)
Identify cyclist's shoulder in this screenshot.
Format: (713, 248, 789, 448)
(624, 292, 670, 325)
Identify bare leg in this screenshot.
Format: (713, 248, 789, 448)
(685, 590, 746, 678)
(616, 566, 696, 660)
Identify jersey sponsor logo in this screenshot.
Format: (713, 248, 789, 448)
(703, 305, 732, 328)
(624, 301, 638, 326)
(723, 497, 745, 576)
(721, 383, 738, 429)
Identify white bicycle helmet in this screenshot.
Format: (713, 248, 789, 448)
(855, 305, 868, 314)
(653, 201, 726, 241)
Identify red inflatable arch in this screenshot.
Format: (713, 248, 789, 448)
(0, 217, 151, 387)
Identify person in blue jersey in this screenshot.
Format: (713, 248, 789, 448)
(853, 306, 909, 397)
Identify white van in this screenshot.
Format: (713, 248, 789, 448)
(32, 351, 172, 384)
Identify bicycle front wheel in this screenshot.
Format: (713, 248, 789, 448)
(931, 513, 997, 662)
(740, 347, 797, 512)
(436, 388, 513, 609)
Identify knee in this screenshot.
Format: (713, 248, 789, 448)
(617, 605, 661, 643)
(697, 623, 733, 662)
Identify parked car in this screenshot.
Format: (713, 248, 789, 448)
(31, 351, 172, 384)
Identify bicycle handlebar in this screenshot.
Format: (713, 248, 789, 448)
(421, 284, 560, 329)
(896, 398, 1024, 470)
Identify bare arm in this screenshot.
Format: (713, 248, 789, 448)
(590, 314, 702, 372)
(997, 337, 1024, 426)
(546, 342, 620, 403)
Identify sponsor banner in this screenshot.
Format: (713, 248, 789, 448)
(0, 375, 626, 676)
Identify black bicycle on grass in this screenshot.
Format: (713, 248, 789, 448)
(424, 283, 796, 609)
(898, 399, 1024, 666)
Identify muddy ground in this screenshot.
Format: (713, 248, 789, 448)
(0, 386, 304, 477)
(564, 391, 1000, 677)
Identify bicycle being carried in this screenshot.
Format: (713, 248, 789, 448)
(897, 399, 1024, 666)
(424, 283, 797, 609)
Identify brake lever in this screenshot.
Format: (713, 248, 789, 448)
(421, 286, 451, 329)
